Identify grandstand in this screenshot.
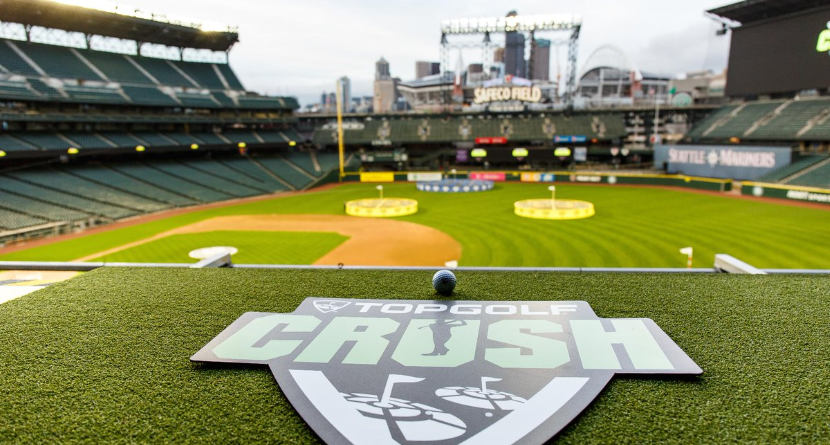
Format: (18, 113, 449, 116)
(0, 1, 340, 241)
(687, 97, 830, 142)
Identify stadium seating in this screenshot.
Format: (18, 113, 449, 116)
(0, 175, 136, 219)
(175, 61, 225, 89)
(122, 86, 177, 106)
(62, 133, 114, 149)
(14, 41, 102, 81)
(216, 64, 245, 90)
(310, 113, 626, 145)
(0, 41, 40, 76)
(254, 156, 315, 189)
(0, 189, 90, 223)
(688, 98, 830, 142)
(0, 208, 48, 230)
(783, 157, 830, 188)
(69, 165, 198, 207)
(757, 154, 827, 182)
(217, 158, 291, 191)
(79, 50, 152, 84)
(284, 151, 319, 175)
(111, 163, 234, 203)
(181, 159, 276, 193)
(0, 38, 296, 111)
(11, 169, 169, 213)
(150, 161, 262, 197)
(0, 134, 38, 151)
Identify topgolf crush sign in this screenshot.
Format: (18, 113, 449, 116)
(192, 298, 702, 444)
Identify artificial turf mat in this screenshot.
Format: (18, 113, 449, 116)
(2, 183, 828, 269)
(0, 268, 827, 443)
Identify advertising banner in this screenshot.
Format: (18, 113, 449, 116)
(406, 172, 443, 182)
(654, 145, 791, 179)
(470, 172, 506, 181)
(520, 173, 556, 182)
(360, 172, 395, 182)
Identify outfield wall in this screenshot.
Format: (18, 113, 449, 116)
(341, 171, 733, 192)
(741, 181, 830, 205)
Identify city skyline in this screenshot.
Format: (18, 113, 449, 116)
(57, 0, 732, 106)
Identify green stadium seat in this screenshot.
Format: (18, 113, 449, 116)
(69, 165, 197, 207)
(80, 50, 153, 84)
(284, 152, 318, 175)
(191, 133, 229, 145)
(174, 61, 225, 89)
(14, 41, 102, 80)
(0, 175, 136, 219)
(133, 57, 194, 87)
(17, 133, 72, 150)
(0, 40, 41, 76)
(62, 133, 114, 149)
(112, 163, 232, 203)
(0, 207, 48, 230)
(131, 132, 177, 147)
(182, 159, 274, 193)
(0, 189, 90, 222)
(12, 169, 169, 213)
(0, 80, 39, 101)
(254, 156, 315, 190)
(217, 158, 290, 191)
(216, 63, 245, 90)
(122, 86, 177, 106)
(0, 134, 39, 151)
(151, 161, 262, 197)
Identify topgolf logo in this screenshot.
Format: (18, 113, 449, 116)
(192, 298, 702, 444)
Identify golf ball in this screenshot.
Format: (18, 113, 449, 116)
(432, 270, 456, 296)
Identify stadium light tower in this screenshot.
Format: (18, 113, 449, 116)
(440, 14, 582, 105)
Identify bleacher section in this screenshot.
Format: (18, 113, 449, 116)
(688, 98, 830, 142)
(0, 38, 296, 111)
(254, 156, 315, 190)
(0, 208, 47, 230)
(311, 113, 626, 145)
(0, 129, 298, 152)
(757, 155, 827, 182)
(782, 157, 830, 188)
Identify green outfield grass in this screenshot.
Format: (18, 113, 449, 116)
(94, 231, 347, 264)
(1, 183, 828, 268)
(0, 268, 827, 443)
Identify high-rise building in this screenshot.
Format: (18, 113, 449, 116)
(373, 57, 397, 113)
(337, 76, 351, 113)
(504, 31, 526, 78)
(493, 47, 505, 64)
(376, 57, 391, 80)
(415, 61, 440, 79)
(530, 39, 550, 81)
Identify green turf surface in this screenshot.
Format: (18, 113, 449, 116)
(2, 183, 828, 268)
(0, 268, 826, 443)
(93, 231, 347, 264)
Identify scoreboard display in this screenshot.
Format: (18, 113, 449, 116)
(726, 6, 830, 97)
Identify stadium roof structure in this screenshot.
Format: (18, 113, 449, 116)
(706, 0, 828, 25)
(0, 0, 239, 51)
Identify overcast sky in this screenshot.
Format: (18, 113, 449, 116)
(113, 0, 733, 105)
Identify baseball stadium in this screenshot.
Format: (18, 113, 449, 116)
(0, 0, 828, 443)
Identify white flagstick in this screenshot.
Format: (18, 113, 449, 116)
(548, 185, 556, 209)
(376, 184, 383, 201)
(480, 376, 502, 394)
(378, 374, 424, 407)
(679, 247, 693, 268)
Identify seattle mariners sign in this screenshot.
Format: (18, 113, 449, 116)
(192, 298, 701, 444)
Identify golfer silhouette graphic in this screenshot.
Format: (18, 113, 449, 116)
(421, 319, 467, 356)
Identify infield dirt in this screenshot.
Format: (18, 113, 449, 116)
(76, 214, 462, 266)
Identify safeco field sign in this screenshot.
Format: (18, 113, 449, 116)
(192, 298, 702, 444)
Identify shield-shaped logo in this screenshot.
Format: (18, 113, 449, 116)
(192, 298, 701, 444)
(313, 300, 351, 313)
